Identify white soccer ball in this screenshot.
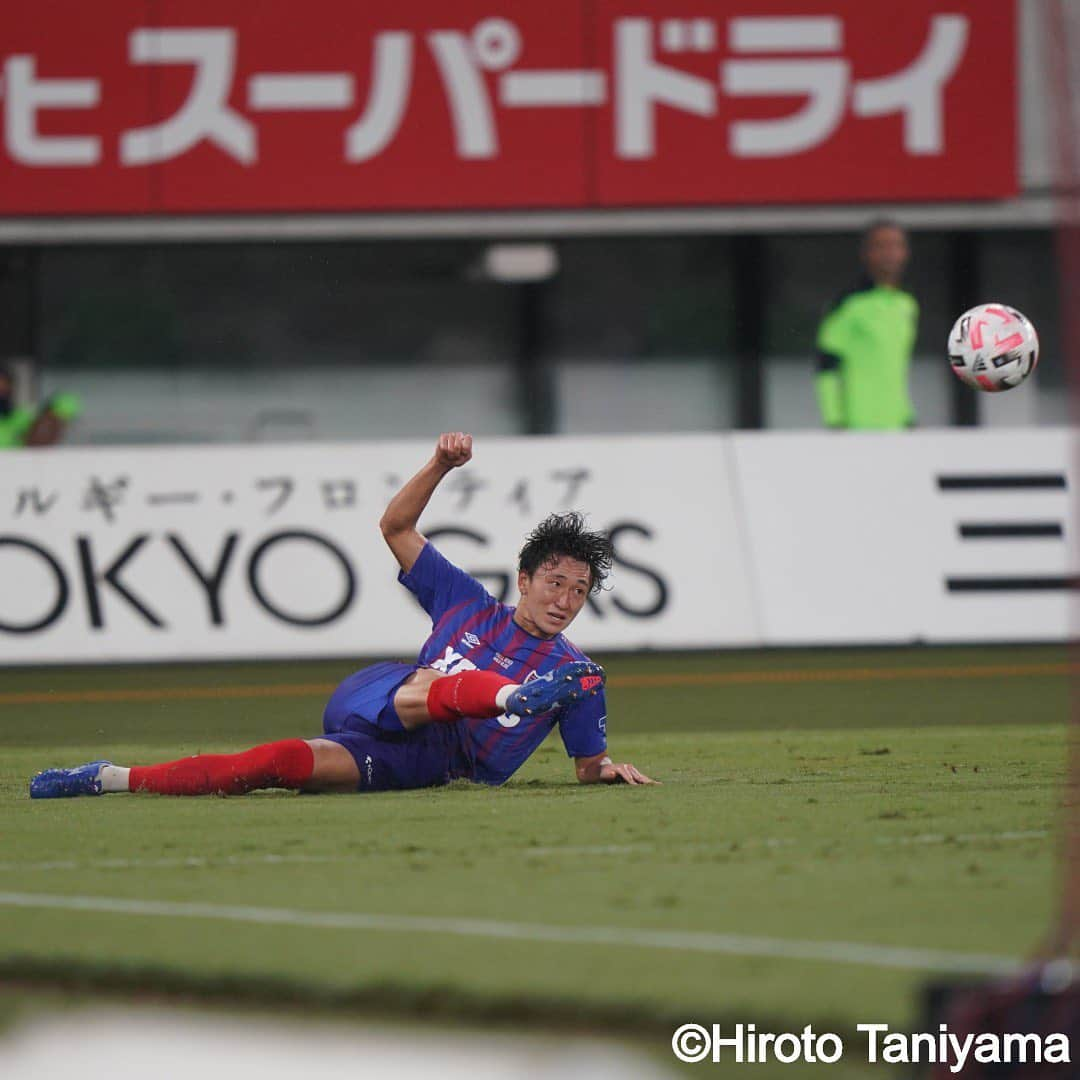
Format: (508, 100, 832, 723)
(948, 303, 1039, 392)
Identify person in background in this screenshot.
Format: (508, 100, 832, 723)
(0, 364, 81, 448)
(814, 219, 919, 430)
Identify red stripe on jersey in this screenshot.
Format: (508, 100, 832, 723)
(428, 599, 474, 658)
(431, 603, 499, 669)
(475, 633, 561, 759)
(520, 633, 560, 677)
(461, 609, 515, 667)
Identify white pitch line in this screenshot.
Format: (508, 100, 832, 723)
(0, 891, 1023, 977)
(522, 844, 649, 857)
(0, 829, 1049, 875)
(0, 853, 349, 873)
(880, 829, 1048, 846)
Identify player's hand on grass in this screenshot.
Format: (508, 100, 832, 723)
(602, 762, 659, 785)
(435, 431, 473, 470)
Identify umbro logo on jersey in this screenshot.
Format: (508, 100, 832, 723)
(462, 632, 481, 649)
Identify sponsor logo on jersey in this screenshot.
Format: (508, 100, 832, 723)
(431, 646, 478, 675)
(493, 653, 513, 669)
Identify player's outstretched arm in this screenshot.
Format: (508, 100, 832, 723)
(380, 431, 473, 573)
(575, 752, 658, 786)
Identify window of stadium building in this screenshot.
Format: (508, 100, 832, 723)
(19, 229, 1066, 445)
(548, 237, 738, 434)
(29, 236, 746, 443)
(36, 242, 520, 444)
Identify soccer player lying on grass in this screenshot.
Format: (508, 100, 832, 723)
(31, 432, 656, 799)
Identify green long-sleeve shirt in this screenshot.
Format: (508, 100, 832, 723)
(0, 392, 82, 448)
(814, 280, 918, 430)
(0, 406, 37, 448)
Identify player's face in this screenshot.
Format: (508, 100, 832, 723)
(861, 225, 909, 284)
(516, 556, 592, 638)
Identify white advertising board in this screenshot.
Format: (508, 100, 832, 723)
(0, 434, 757, 664)
(2, 430, 1075, 664)
(732, 428, 1078, 644)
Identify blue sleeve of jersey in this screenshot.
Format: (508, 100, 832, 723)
(398, 541, 493, 624)
(558, 689, 608, 759)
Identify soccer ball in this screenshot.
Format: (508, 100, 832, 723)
(948, 303, 1039, 392)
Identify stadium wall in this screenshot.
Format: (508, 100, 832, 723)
(1, 430, 1074, 664)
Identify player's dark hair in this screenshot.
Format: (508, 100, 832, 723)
(518, 511, 613, 595)
(861, 217, 906, 244)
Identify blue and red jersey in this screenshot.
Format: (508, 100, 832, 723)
(399, 541, 607, 785)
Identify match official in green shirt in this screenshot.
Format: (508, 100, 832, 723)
(815, 220, 918, 430)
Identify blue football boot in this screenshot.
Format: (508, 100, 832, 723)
(505, 661, 605, 718)
(30, 760, 111, 799)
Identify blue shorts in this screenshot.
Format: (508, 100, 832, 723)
(318, 661, 473, 792)
(322, 660, 416, 735)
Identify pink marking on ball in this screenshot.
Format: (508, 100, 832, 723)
(993, 332, 1024, 351)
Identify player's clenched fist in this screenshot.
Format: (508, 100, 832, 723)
(435, 431, 473, 469)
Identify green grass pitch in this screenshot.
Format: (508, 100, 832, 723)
(0, 645, 1069, 1070)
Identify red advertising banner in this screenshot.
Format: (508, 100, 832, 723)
(0, 0, 1016, 215)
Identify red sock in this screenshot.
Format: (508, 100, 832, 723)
(129, 739, 314, 796)
(426, 670, 515, 722)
